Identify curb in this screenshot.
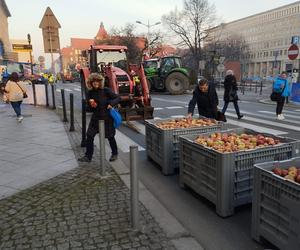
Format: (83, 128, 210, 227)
(105, 146, 204, 250)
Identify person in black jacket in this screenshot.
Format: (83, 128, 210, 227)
(222, 70, 243, 119)
(187, 78, 218, 120)
(78, 73, 121, 163)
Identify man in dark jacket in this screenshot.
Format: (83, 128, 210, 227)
(187, 79, 218, 119)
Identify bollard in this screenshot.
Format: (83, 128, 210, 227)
(51, 84, 56, 109)
(81, 99, 86, 147)
(61, 89, 68, 122)
(69, 93, 75, 131)
(99, 120, 106, 176)
(260, 81, 263, 95)
(130, 145, 139, 230)
(32, 81, 37, 106)
(255, 82, 258, 93)
(45, 82, 49, 107)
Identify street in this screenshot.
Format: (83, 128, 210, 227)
(53, 81, 300, 250)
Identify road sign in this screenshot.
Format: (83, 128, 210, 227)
(288, 44, 299, 60)
(12, 44, 32, 52)
(39, 7, 61, 54)
(217, 64, 225, 72)
(292, 36, 300, 45)
(199, 60, 205, 70)
(219, 57, 225, 64)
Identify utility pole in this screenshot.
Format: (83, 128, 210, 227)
(27, 34, 34, 76)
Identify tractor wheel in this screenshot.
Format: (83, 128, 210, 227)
(165, 72, 189, 95)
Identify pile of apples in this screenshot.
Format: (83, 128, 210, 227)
(194, 132, 281, 153)
(156, 118, 217, 130)
(272, 166, 300, 184)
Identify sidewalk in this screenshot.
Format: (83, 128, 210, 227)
(0, 103, 201, 250)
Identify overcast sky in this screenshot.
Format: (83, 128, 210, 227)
(5, 0, 298, 65)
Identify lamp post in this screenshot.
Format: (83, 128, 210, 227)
(27, 34, 34, 76)
(136, 20, 161, 57)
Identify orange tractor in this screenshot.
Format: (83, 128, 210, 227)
(80, 45, 154, 121)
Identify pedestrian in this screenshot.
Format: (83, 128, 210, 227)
(221, 70, 243, 119)
(3, 72, 27, 122)
(78, 73, 120, 163)
(272, 71, 289, 120)
(187, 78, 219, 120)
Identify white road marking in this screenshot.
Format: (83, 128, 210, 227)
(64, 89, 72, 92)
(115, 130, 145, 152)
(74, 88, 81, 91)
(154, 117, 162, 120)
(166, 106, 184, 109)
(152, 97, 187, 104)
(225, 111, 300, 132)
(226, 118, 287, 135)
(295, 109, 300, 111)
(170, 115, 185, 118)
(259, 110, 300, 119)
(56, 89, 61, 93)
(154, 107, 164, 110)
(228, 108, 300, 125)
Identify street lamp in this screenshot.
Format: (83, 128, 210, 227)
(136, 20, 161, 57)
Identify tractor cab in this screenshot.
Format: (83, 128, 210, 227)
(81, 45, 154, 121)
(143, 55, 189, 94)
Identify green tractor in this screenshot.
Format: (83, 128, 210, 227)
(143, 56, 189, 95)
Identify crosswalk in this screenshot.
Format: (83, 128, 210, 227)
(113, 107, 300, 154)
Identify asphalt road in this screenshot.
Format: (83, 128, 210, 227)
(55, 81, 300, 250)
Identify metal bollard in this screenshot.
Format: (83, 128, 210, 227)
(51, 84, 56, 109)
(61, 89, 68, 122)
(45, 82, 49, 107)
(69, 93, 75, 131)
(130, 145, 139, 230)
(260, 81, 263, 95)
(32, 81, 37, 106)
(81, 99, 86, 147)
(255, 82, 258, 93)
(99, 120, 106, 176)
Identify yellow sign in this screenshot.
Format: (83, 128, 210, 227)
(12, 44, 32, 52)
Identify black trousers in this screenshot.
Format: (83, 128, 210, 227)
(85, 120, 118, 160)
(222, 100, 241, 116)
(276, 97, 285, 115)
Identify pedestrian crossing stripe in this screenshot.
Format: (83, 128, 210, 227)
(74, 88, 81, 91)
(166, 106, 184, 109)
(258, 110, 300, 119)
(225, 112, 300, 132)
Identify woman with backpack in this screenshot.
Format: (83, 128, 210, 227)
(272, 71, 290, 120)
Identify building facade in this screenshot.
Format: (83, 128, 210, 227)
(207, 1, 300, 79)
(0, 0, 17, 60)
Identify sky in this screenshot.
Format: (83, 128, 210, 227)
(5, 0, 298, 66)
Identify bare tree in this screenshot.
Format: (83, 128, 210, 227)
(162, 0, 216, 71)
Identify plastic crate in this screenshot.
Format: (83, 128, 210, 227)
(252, 157, 300, 250)
(145, 118, 223, 175)
(179, 128, 300, 217)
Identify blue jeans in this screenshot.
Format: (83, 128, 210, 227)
(222, 100, 241, 116)
(10, 101, 22, 117)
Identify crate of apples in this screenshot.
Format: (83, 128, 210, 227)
(155, 118, 217, 130)
(272, 166, 300, 184)
(194, 132, 281, 153)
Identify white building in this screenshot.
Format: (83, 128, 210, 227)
(208, 1, 300, 78)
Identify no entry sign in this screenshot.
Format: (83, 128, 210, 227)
(288, 44, 299, 60)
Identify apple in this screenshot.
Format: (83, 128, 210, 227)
(272, 167, 282, 176)
(281, 169, 289, 177)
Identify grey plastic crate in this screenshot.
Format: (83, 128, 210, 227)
(145, 118, 223, 175)
(252, 157, 300, 250)
(179, 128, 300, 217)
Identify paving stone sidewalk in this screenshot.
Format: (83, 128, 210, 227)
(0, 104, 176, 250)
